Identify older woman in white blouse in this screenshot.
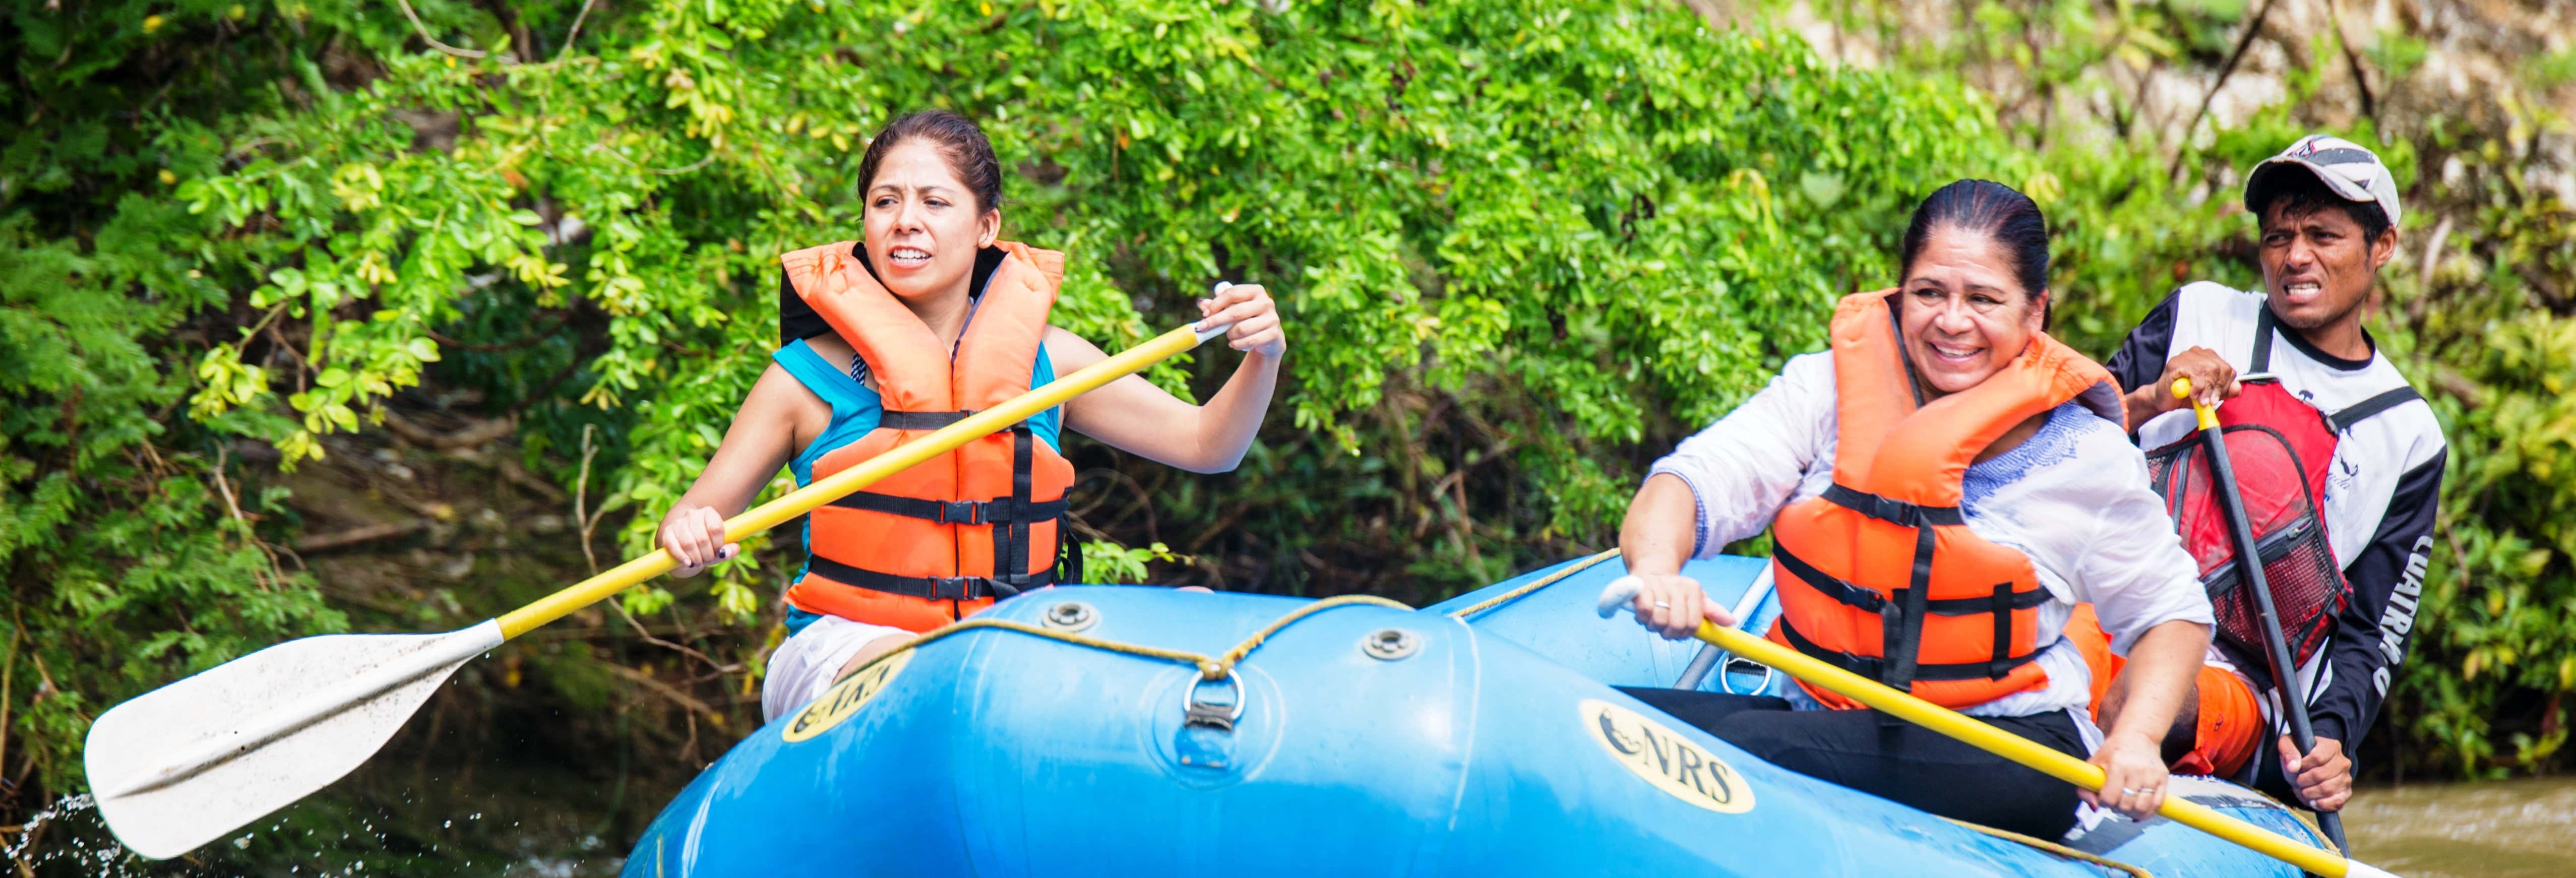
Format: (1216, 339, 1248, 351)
(1616, 180, 2213, 839)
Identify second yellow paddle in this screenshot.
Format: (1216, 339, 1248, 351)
(1594, 577, 2397, 877)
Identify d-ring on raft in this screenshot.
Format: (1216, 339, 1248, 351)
(625, 553, 2345, 877)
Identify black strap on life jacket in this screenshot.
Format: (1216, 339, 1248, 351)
(1820, 483, 1966, 528)
(1885, 523, 1934, 689)
(1774, 543, 2052, 616)
(1774, 616, 2045, 683)
(995, 427, 1035, 588)
(1805, 483, 2045, 688)
(879, 409, 970, 430)
(829, 492, 1070, 526)
(804, 555, 1055, 601)
(815, 421, 1064, 601)
(1058, 521, 1085, 586)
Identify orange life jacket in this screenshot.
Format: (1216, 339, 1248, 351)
(1766, 291, 2119, 710)
(777, 240, 1077, 633)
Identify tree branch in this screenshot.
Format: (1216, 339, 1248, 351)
(380, 409, 519, 451)
(2170, 0, 2279, 179)
(294, 520, 425, 552)
(392, 0, 488, 59)
(555, 0, 601, 62)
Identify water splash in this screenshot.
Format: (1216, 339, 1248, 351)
(0, 794, 166, 876)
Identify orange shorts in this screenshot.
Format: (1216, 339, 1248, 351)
(2064, 604, 2262, 778)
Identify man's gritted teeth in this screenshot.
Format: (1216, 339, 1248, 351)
(887, 245, 934, 269)
(2280, 280, 2324, 306)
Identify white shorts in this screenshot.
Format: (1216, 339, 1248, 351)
(761, 614, 909, 722)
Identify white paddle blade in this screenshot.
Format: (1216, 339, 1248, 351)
(84, 620, 503, 859)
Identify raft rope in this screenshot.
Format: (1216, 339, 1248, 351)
(1445, 548, 1623, 620)
(823, 572, 2171, 878)
(840, 547, 1613, 686)
(1940, 818, 2154, 878)
(834, 593, 1417, 684)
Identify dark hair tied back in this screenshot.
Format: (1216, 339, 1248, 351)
(1898, 179, 2051, 301)
(857, 110, 1003, 213)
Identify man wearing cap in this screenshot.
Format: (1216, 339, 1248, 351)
(2101, 135, 2447, 814)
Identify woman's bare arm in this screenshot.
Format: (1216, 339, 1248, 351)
(1051, 285, 1283, 473)
(1619, 473, 1737, 638)
(656, 363, 812, 577)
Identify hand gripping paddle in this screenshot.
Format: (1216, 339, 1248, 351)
(1597, 577, 2396, 877)
(2174, 377, 2349, 851)
(84, 306, 1241, 859)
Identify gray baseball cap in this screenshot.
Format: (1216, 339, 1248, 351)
(2243, 134, 2402, 229)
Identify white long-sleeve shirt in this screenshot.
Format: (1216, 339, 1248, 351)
(1649, 351, 2215, 720)
(2110, 282, 2446, 745)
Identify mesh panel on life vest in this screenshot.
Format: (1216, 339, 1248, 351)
(2144, 380, 2347, 674)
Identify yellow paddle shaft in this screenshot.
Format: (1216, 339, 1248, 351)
(2173, 377, 2220, 430)
(1684, 619, 2360, 877)
(495, 323, 1214, 639)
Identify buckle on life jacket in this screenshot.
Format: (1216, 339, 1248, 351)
(928, 576, 996, 601)
(934, 498, 1022, 525)
(938, 500, 986, 525)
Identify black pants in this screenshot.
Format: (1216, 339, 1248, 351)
(1618, 687, 2090, 838)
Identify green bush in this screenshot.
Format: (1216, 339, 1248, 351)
(4, 0, 2036, 805)
(6, 3, 2566, 846)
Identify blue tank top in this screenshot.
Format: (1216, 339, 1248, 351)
(773, 339, 1063, 635)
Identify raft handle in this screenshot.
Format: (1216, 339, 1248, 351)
(1182, 670, 1247, 732)
(1717, 656, 1777, 696)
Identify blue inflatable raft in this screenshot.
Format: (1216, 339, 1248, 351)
(625, 554, 2325, 876)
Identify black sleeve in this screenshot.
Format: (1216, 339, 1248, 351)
(2104, 289, 2182, 395)
(2309, 452, 2445, 745)
(780, 268, 829, 344)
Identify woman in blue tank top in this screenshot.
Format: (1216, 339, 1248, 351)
(648, 111, 1288, 721)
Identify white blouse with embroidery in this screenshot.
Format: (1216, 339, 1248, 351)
(1648, 351, 2215, 721)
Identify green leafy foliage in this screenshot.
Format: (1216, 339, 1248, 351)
(6, 0, 2030, 813)
(134, 1, 2038, 603)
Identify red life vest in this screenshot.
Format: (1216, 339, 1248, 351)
(1767, 292, 2119, 710)
(2142, 307, 2422, 675)
(777, 240, 1077, 633)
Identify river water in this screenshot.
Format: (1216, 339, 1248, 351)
(21, 772, 2573, 874)
(25, 721, 2576, 870)
(2342, 777, 2576, 878)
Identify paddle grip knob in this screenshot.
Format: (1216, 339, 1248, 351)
(1194, 280, 1238, 343)
(1597, 576, 1645, 619)
(2173, 377, 2221, 430)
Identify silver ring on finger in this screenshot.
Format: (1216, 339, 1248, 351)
(1653, 600, 1672, 609)
(2120, 787, 2141, 796)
